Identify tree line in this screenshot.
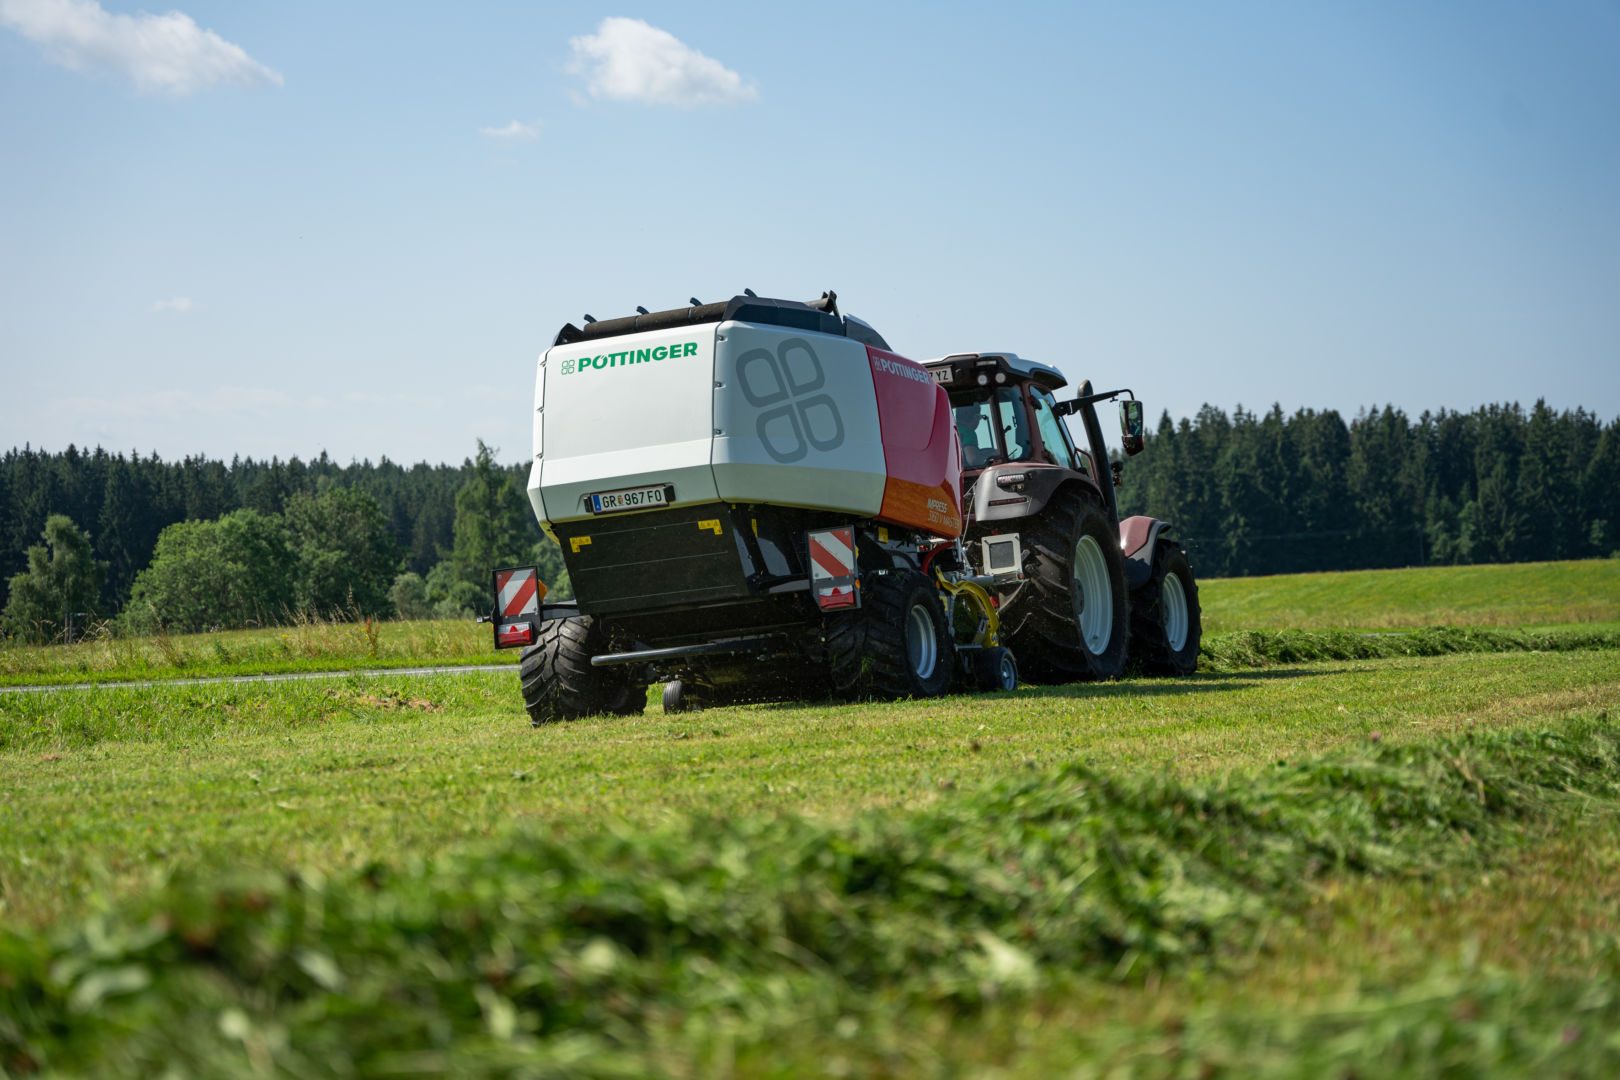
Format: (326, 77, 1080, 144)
(1, 443, 567, 642)
(1117, 400, 1619, 577)
(3, 398, 1615, 641)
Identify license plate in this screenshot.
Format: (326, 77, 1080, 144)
(930, 367, 953, 385)
(589, 484, 671, 514)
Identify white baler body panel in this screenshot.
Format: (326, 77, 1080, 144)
(710, 321, 885, 516)
(531, 325, 721, 524)
(529, 320, 897, 528)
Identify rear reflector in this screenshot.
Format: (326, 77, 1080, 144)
(497, 621, 537, 648)
(808, 526, 859, 612)
(491, 565, 544, 649)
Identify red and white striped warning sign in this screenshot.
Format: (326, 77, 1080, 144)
(491, 566, 545, 649)
(495, 567, 542, 619)
(808, 527, 858, 611)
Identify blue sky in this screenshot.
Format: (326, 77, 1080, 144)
(3, 1, 1617, 464)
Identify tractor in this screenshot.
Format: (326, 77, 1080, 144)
(923, 352, 1201, 681)
(488, 291, 1200, 722)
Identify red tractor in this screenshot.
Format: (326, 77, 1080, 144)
(923, 352, 1201, 681)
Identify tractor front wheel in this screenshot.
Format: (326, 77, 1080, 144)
(519, 616, 646, 726)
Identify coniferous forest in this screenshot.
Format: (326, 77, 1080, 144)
(1117, 400, 1619, 576)
(2, 399, 1616, 636)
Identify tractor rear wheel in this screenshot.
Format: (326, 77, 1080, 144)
(1001, 488, 1130, 682)
(519, 616, 646, 726)
(826, 569, 955, 699)
(1129, 542, 1202, 675)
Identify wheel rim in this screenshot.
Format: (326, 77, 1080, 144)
(1072, 534, 1114, 655)
(998, 653, 1017, 690)
(1160, 571, 1189, 653)
(906, 602, 938, 681)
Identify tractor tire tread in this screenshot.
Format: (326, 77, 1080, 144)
(826, 569, 954, 699)
(1128, 542, 1202, 676)
(1000, 487, 1131, 683)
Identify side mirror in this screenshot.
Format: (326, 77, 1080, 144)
(1119, 399, 1145, 456)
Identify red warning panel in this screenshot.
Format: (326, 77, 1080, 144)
(491, 566, 545, 649)
(808, 527, 858, 611)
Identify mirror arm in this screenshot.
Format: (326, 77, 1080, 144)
(1057, 388, 1134, 416)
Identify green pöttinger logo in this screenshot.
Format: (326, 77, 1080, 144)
(562, 340, 699, 376)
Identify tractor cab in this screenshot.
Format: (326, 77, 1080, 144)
(924, 352, 1145, 517)
(934, 353, 1095, 480)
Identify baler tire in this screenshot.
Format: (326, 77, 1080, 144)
(1129, 543, 1202, 676)
(518, 616, 645, 726)
(826, 569, 955, 700)
(1000, 487, 1130, 683)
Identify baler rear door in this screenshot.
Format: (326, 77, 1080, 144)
(537, 326, 721, 523)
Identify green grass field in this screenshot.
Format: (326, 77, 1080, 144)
(1197, 557, 1620, 634)
(2, 557, 1615, 686)
(2, 558, 1619, 1075)
(0, 614, 509, 687)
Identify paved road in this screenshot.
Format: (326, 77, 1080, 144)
(0, 664, 516, 695)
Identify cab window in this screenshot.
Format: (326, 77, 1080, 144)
(1031, 388, 1081, 472)
(954, 389, 1033, 468)
(998, 390, 1033, 462)
(954, 400, 999, 469)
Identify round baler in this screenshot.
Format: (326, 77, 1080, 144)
(489, 292, 1198, 723)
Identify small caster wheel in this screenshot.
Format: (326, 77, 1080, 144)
(662, 680, 689, 714)
(973, 647, 1019, 692)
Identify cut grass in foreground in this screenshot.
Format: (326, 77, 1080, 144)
(3, 646, 1617, 931)
(4, 716, 1618, 1077)
(1197, 557, 1620, 634)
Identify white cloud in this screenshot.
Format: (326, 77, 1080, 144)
(0, 0, 282, 94)
(568, 16, 755, 107)
(150, 296, 193, 313)
(480, 119, 539, 140)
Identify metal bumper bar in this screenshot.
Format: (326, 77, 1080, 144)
(589, 634, 785, 668)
